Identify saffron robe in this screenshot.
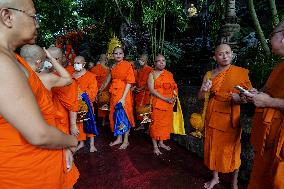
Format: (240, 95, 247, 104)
(150, 70, 177, 140)
(52, 80, 80, 189)
(90, 64, 110, 117)
(248, 62, 284, 189)
(135, 65, 153, 120)
(74, 71, 98, 141)
(204, 65, 252, 173)
(0, 55, 64, 189)
(109, 60, 136, 131)
(65, 65, 75, 75)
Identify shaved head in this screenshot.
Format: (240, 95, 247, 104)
(47, 46, 63, 65)
(74, 56, 85, 63)
(215, 44, 232, 53)
(20, 44, 45, 66)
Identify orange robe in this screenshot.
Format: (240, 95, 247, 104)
(90, 64, 110, 117)
(0, 55, 64, 189)
(248, 63, 284, 189)
(150, 70, 177, 140)
(204, 65, 252, 173)
(74, 71, 98, 141)
(109, 60, 136, 131)
(52, 80, 80, 189)
(65, 65, 75, 75)
(135, 65, 153, 120)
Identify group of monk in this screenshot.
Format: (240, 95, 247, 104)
(0, 0, 283, 188)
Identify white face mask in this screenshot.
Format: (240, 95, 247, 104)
(43, 60, 53, 69)
(74, 63, 83, 71)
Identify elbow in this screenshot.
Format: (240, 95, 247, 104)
(27, 129, 51, 148)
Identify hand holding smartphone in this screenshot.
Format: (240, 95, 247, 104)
(234, 85, 252, 96)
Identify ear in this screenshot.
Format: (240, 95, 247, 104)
(0, 8, 13, 28)
(213, 56, 216, 61)
(35, 59, 42, 67)
(281, 37, 284, 46)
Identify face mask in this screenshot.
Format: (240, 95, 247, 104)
(43, 60, 53, 69)
(74, 63, 83, 71)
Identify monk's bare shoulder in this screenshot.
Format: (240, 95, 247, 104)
(0, 52, 28, 82)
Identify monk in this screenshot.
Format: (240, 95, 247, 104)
(246, 21, 284, 189)
(134, 54, 153, 130)
(99, 47, 135, 150)
(20, 44, 80, 189)
(198, 44, 252, 189)
(148, 54, 177, 155)
(91, 54, 110, 126)
(73, 56, 98, 152)
(0, 1, 78, 188)
(47, 46, 80, 189)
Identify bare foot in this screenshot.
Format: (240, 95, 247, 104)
(109, 139, 122, 147)
(119, 142, 129, 150)
(158, 143, 171, 151)
(134, 125, 145, 131)
(90, 145, 98, 152)
(153, 146, 162, 156)
(76, 142, 84, 152)
(204, 177, 219, 189)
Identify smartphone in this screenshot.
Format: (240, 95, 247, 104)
(234, 85, 251, 96)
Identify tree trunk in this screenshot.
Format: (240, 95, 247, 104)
(248, 0, 271, 56)
(268, 0, 279, 26)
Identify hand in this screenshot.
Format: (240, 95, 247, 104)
(64, 149, 74, 172)
(249, 88, 259, 94)
(230, 92, 241, 103)
(201, 79, 212, 92)
(239, 93, 249, 103)
(43, 47, 53, 61)
(71, 124, 80, 137)
(251, 92, 272, 107)
(165, 97, 175, 104)
(119, 98, 126, 107)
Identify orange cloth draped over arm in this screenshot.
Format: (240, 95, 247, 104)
(109, 60, 136, 131)
(0, 54, 64, 189)
(135, 65, 153, 120)
(204, 65, 252, 173)
(150, 70, 178, 140)
(74, 71, 98, 141)
(248, 62, 284, 189)
(90, 64, 110, 117)
(52, 80, 80, 189)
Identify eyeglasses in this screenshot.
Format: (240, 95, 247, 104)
(269, 29, 284, 38)
(7, 7, 39, 23)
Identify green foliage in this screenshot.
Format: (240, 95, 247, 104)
(208, 0, 226, 46)
(34, 0, 95, 47)
(162, 41, 184, 66)
(237, 43, 281, 88)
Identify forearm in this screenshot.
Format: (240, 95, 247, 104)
(121, 84, 131, 100)
(69, 111, 77, 126)
(150, 88, 167, 101)
(50, 57, 72, 84)
(37, 125, 77, 149)
(269, 97, 284, 111)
